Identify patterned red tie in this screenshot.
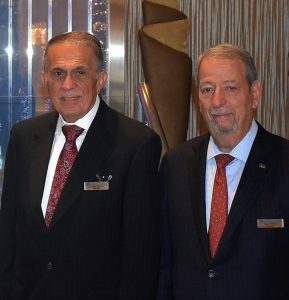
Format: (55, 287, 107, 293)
(209, 154, 234, 257)
(45, 125, 84, 227)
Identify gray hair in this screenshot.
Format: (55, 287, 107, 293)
(196, 43, 258, 86)
(43, 31, 104, 72)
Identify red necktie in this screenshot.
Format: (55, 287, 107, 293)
(209, 154, 234, 257)
(45, 125, 84, 227)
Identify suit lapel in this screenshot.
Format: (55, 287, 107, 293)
(189, 135, 212, 263)
(49, 100, 116, 227)
(29, 112, 58, 231)
(217, 125, 273, 257)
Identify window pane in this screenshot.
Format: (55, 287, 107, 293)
(0, 0, 109, 195)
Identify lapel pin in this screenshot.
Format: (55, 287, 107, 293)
(258, 163, 266, 169)
(96, 174, 102, 181)
(96, 174, 112, 182)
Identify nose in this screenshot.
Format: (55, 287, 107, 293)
(211, 87, 226, 107)
(61, 73, 76, 90)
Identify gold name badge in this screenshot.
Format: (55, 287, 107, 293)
(84, 181, 109, 191)
(257, 218, 284, 228)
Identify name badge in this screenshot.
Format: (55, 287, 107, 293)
(257, 218, 284, 228)
(84, 181, 109, 191)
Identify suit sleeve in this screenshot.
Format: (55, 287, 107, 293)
(118, 131, 161, 300)
(0, 128, 19, 299)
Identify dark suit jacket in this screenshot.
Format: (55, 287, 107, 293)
(158, 124, 289, 300)
(0, 99, 161, 300)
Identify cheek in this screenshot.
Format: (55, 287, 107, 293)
(80, 92, 96, 110)
(81, 81, 97, 95)
(46, 82, 61, 96)
(199, 103, 212, 122)
(232, 103, 249, 122)
(199, 99, 210, 112)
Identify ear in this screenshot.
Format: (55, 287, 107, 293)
(251, 80, 262, 109)
(41, 71, 47, 87)
(96, 71, 108, 94)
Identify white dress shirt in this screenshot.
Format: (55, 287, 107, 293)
(41, 96, 100, 216)
(205, 120, 258, 231)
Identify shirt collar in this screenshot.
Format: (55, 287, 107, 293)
(55, 95, 100, 135)
(207, 119, 258, 163)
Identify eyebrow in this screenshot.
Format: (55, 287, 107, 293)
(222, 80, 237, 84)
(200, 80, 237, 85)
(50, 65, 89, 72)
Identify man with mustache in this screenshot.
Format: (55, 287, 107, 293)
(158, 44, 289, 300)
(0, 31, 161, 299)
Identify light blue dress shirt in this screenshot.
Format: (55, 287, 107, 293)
(205, 120, 258, 231)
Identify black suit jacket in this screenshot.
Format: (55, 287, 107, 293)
(0, 99, 161, 300)
(158, 124, 289, 300)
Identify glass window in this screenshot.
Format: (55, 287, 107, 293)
(0, 0, 109, 195)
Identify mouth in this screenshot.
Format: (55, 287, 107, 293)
(212, 112, 232, 120)
(60, 95, 81, 102)
(210, 108, 233, 120)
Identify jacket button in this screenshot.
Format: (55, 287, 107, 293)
(47, 262, 53, 270)
(208, 269, 215, 278)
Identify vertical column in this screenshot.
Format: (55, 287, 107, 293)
(67, 0, 72, 32)
(92, 0, 109, 102)
(48, 0, 53, 41)
(7, 0, 13, 128)
(107, 0, 124, 112)
(87, 0, 93, 33)
(27, 0, 33, 118)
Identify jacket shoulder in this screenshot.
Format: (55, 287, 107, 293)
(103, 102, 160, 143)
(11, 111, 57, 133)
(165, 133, 209, 158)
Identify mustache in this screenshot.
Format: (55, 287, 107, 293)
(60, 93, 82, 99)
(210, 108, 234, 116)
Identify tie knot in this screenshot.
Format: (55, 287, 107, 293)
(62, 125, 84, 142)
(215, 154, 234, 168)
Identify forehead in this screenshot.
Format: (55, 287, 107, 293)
(46, 42, 95, 69)
(199, 57, 246, 83)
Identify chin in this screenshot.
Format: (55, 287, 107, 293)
(211, 122, 237, 135)
(61, 111, 81, 123)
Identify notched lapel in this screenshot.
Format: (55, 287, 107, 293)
(225, 157, 269, 234)
(29, 116, 56, 230)
(217, 127, 272, 256)
(189, 136, 212, 263)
